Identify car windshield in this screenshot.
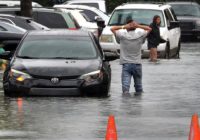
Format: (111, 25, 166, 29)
(17, 36, 97, 59)
(108, 9, 165, 27)
(170, 4, 200, 17)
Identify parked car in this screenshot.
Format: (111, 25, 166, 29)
(59, 9, 99, 37)
(0, 30, 118, 97)
(0, 8, 80, 29)
(0, 14, 49, 30)
(0, 0, 42, 7)
(100, 3, 181, 58)
(58, 0, 107, 13)
(167, 2, 200, 40)
(0, 21, 26, 34)
(54, 4, 109, 23)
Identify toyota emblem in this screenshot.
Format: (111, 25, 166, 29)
(51, 77, 59, 84)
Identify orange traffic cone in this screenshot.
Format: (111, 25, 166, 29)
(188, 113, 200, 140)
(105, 115, 117, 140)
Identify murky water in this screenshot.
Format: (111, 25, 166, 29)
(0, 43, 200, 140)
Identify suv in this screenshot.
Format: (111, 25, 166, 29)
(54, 4, 109, 23)
(167, 2, 200, 40)
(100, 3, 181, 58)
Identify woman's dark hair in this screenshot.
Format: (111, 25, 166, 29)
(153, 15, 160, 23)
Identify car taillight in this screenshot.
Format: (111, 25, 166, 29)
(68, 28, 77, 30)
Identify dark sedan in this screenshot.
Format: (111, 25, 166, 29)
(168, 2, 200, 40)
(0, 30, 117, 97)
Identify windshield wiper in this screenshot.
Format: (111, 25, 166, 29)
(17, 56, 39, 59)
(50, 57, 81, 59)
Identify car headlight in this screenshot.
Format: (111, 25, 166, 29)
(100, 35, 113, 43)
(9, 69, 32, 82)
(79, 70, 103, 83)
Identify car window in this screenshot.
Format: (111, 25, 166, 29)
(0, 18, 14, 24)
(27, 20, 49, 30)
(0, 22, 26, 33)
(164, 9, 174, 27)
(9, 17, 35, 30)
(0, 25, 6, 31)
(170, 8, 178, 21)
(80, 10, 98, 22)
(71, 3, 99, 9)
(37, 12, 69, 28)
(61, 12, 78, 28)
(108, 9, 165, 27)
(170, 4, 200, 17)
(17, 36, 97, 59)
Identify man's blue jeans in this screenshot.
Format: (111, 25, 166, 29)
(121, 63, 143, 93)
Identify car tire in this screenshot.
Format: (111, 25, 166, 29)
(176, 41, 181, 58)
(4, 89, 12, 97)
(165, 42, 170, 59)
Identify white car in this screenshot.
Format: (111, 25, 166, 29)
(0, 1, 42, 7)
(0, 21, 26, 34)
(54, 4, 109, 24)
(100, 3, 181, 58)
(58, 9, 99, 37)
(59, 0, 106, 13)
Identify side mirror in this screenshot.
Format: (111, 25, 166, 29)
(169, 21, 180, 29)
(0, 51, 12, 60)
(104, 52, 119, 61)
(95, 16, 105, 28)
(2, 40, 20, 51)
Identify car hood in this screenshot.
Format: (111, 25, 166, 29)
(177, 16, 200, 22)
(12, 58, 102, 78)
(101, 26, 112, 35)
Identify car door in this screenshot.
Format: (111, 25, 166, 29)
(164, 9, 177, 49)
(169, 7, 181, 47)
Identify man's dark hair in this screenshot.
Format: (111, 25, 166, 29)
(127, 19, 133, 24)
(126, 16, 133, 24)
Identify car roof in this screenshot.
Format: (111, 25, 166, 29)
(0, 7, 60, 13)
(0, 14, 32, 20)
(115, 3, 171, 10)
(54, 4, 99, 11)
(167, 1, 199, 5)
(27, 29, 91, 37)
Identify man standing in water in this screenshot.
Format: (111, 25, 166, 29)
(111, 19, 151, 96)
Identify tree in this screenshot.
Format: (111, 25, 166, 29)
(20, 0, 32, 17)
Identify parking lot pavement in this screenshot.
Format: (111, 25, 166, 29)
(0, 42, 199, 139)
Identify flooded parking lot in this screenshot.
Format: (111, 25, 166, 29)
(0, 42, 200, 140)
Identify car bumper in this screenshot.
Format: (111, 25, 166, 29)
(5, 78, 106, 96)
(100, 42, 120, 52)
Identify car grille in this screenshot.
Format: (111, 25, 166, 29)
(180, 21, 195, 30)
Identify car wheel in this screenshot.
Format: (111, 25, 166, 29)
(176, 41, 181, 58)
(4, 89, 11, 97)
(165, 42, 170, 59)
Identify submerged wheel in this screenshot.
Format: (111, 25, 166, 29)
(165, 42, 170, 59)
(176, 41, 181, 58)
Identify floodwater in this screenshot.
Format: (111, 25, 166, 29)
(0, 43, 200, 140)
